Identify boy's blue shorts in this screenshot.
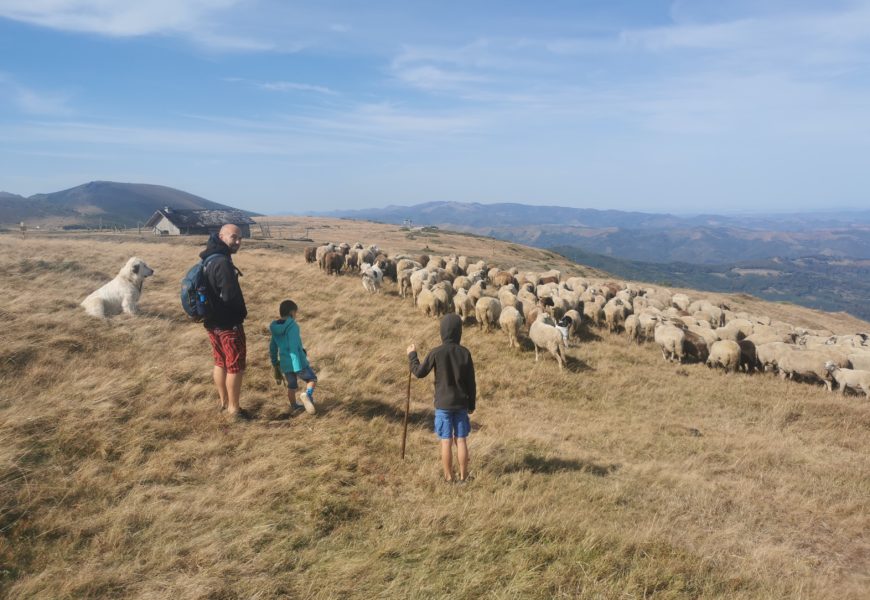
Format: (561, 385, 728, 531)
(284, 366, 317, 389)
(434, 409, 470, 440)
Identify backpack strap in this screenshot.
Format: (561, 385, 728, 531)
(202, 252, 242, 278)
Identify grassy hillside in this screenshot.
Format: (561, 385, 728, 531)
(1, 226, 868, 599)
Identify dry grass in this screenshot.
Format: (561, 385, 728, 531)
(1, 225, 868, 599)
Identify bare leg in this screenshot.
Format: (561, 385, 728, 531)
(213, 366, 228, 410)
(440, 439, 454, 481)
(456, 437, 469, 480)
(226, 371, 243, 413)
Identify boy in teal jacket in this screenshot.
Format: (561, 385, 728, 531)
(269, 300, 317, 414)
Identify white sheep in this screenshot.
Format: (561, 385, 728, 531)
(824, 362, 870, 398)
(416, 286, 444, 318)
(654, 323, 685, 363)
(706, 340, 741, 373)
(603, 298, 631, 333)
(475, 297, 502, 333)
(454, 289, 476, 324)
(409, 269, 430, 303)
(776, 350, 835, 390)
(529, 314, 567, 370)
(499, 306, 524, 349)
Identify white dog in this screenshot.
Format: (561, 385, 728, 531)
(81, 257, 154, 318)
(361, 262, 383, 294)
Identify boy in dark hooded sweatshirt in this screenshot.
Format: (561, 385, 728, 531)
(407, 314, 476, 483)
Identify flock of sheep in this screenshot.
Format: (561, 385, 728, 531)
(305, 242, 870, 398)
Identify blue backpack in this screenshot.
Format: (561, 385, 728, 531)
(180, 253, 222, 321)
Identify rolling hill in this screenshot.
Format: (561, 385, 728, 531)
(2, 219, 867, 598)
(0, 181, 257, 228)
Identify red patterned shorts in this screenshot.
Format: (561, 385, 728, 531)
(207, 325, 246, 373)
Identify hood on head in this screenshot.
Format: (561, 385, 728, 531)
(200, 233, 231, 260)
(440, 313, 462, 344)
(270, 317, 295, 336)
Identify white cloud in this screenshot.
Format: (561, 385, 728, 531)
(0, 0, 272, 50)
(258, 81, 338, 95)
(0, 73, 72, 115)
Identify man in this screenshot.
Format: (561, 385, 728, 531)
(201, 224, 248, 418)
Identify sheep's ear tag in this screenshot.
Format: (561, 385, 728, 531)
(132, 263, 140, 274)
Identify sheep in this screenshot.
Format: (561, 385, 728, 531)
(603, 298, 630, 333)
(304, 246, 318, 263)
(345, 251, 359, 272)
(431, 285, 453, 317)
(756, 342, 794, 372)
(682, 329, 710, 363)
(475, 297, 502, 333)
(323, 251, 344, 276)
(776, 350, 835, 390)
(847, 352, 870, 371)
(452, 275, 472, 291)
(625, 313, 641, 344)
(416, 286, 444, 318)
(671, 293, 691, 312)
(637, 312, 661, 342)
(468, 280, 488, 305)
(361, 263, 383, 294)
(706, 340, 741, 372)
(398, 268, 415, 299)
(498, 289, 522, 313)
(499, 306, 524, 349)
(410, 269, 430, 303)
(315, 243, 336, 266)
(583, 300, 604, 328)
(529, 314, 567, 370)
(454, 289, 476, 324)
(654, 323, 685, 363)
(824, 362, 870, 398)
(492, 271, 518, 288)
(737, 339, 758, 373)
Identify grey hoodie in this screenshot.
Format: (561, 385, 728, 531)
(408, 314, 477, 413)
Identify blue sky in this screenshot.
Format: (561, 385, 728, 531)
(1, 0, 868, 214)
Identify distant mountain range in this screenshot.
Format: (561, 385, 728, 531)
(323, 201, 870, 263)
(0, 181, 257, 227)
(322, 200, 870, 320)
(553, 247, 870, 322)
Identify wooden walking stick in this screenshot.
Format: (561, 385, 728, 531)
(401, 369, 412, 459)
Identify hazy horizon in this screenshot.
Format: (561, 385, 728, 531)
(2, 1, 869, 214)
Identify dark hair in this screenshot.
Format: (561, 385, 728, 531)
(279, 300, 298, 317)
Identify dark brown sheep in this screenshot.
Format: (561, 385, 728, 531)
(323, 252, 344, 276)
(304, 246, 317, 263)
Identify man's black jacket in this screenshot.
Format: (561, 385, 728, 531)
(200, 234, 247, 329)
(409, 314, 476, 413)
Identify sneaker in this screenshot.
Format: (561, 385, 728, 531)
(290, 401, 305, 412)
(298, 392, 316, 415)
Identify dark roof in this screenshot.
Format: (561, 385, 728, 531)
(145, 208, 255, 229)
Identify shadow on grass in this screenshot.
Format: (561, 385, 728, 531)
(500, 453, 620, 477)
(574, 327, 603, 343)
(140, 308, 188, 323)
(340, 397, 430, 426)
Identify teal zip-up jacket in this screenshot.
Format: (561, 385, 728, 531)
(269, 317, 310, 373)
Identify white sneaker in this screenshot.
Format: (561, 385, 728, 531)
(299, 392, 316, 415)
